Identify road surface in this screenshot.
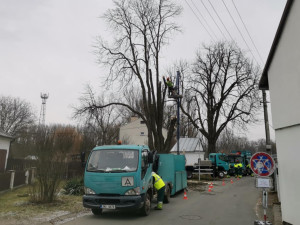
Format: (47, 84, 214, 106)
(62, 177, 260, 225)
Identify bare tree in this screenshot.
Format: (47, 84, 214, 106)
(181, 42, 261, 157)
(77, 0, 182, 152)
(74, 86, 121, 147)
(0, 95, 36, 136)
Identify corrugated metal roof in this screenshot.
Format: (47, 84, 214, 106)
(170, 138, 202, 152)
(0, 130, 13, 139)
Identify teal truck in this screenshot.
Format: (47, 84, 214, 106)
(82, 144, 187, 216)
(229, 151, 253, 175)
(208, 153, 230, 178)
(188, 153, 230, 178)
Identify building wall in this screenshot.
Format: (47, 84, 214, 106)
(268, 0, 300, 130)
(267, 1, 300, 223)
(119, 118, 167, 146)
(0, 136, 11, 171)
(275, 125, 300, 224)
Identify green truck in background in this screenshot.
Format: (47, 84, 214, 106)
(81, 144, 187, 216)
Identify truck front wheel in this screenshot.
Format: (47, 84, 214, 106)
(91, 208, 103, 216)
(140, 193, 151, 216)
(218, 171, 225, 178)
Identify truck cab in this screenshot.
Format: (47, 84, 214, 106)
(209, 153, 230, 178)
(83, 145, 153, 216)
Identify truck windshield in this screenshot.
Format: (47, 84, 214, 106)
(87, 149, 139, 172)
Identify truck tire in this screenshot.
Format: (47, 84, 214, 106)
(218, 171, 225, 178)
(140, 193, 151, 216)
(187, 170, 193, 179)
(163, 185, 171, 203)
(91, 208, 103, 216)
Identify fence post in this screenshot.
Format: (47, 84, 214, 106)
(9, 170, 15, 190)
(31, 167, 36, 184)
(25, 170, 29, 185)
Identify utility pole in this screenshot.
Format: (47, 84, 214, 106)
(262, 90, 271, 154)
(176, 71, 181, 155)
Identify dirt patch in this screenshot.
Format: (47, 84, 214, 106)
(187, 180, 207, 192)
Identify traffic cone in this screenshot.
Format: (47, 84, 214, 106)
(210, 182, 214, 189)
(183, 190, 188, 200)
(222, 180, 225, 186)
(237, 177, 240, 180)
(208, 186, 212, 192)
(230, 179, 233, 184)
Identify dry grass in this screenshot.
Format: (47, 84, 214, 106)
(0, 184, 85, 222)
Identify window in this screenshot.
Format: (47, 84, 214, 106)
(87, 149, 139, 172)
(140, 121, 146, 124)
(140, 132, 145, 136)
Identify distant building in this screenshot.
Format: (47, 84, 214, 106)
(259, 0, 299, 224)
(119, 117, 168, 146)
(0, 131, 13, 171)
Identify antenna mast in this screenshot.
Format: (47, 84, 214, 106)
(39, 93, 49, 125)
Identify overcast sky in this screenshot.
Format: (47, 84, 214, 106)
(0, 0, 287, 140)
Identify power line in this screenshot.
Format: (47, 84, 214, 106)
(200, 0, 227, 40)
(231, 0, 264, 64)
(207, 0, 234, 41)
(184, 0, 216, 41)
(221, 0, 260, 65)
(190, 0, 218, 40)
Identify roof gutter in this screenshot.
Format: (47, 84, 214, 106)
(259, 0, 294, 90)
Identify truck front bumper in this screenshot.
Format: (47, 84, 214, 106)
(83, 194, 145, 209)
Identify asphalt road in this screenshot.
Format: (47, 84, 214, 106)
(62, 177, 260, 225)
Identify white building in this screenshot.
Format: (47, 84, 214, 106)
(170, 137, 205, 164)
(259, 0, 299, 224)
(0, 131, 13, 171)
(119, 117, 168, 146)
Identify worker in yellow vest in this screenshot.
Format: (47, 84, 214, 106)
(234, 160, 243, 178)
(152, 172, 166, 210)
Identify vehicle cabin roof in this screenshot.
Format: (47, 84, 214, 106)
(93, 145, 149, 151)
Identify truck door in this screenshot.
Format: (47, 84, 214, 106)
(141, 149, 152, 193)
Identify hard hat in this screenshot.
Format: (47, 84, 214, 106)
(117, 140, 122, 145)
(167, 77, 170, 81)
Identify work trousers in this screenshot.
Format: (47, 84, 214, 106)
(157, 186, 165, 202)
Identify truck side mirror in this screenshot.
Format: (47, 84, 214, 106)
(148, 152, 153, 164)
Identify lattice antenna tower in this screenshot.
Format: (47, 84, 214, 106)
(39, 93, 49, 125)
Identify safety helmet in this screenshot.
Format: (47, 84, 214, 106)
(167, 77, 170, 81)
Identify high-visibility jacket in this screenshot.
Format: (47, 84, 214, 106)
(234, 163, 243, 168)
(166, 80, 173, 88)
(152, 172, 165, 190)
(246, 164, 251, 168)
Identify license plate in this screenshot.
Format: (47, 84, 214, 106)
(101, 205, 116, 209)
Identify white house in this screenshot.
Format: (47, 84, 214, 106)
(170, 137, 205, 165)
(259, 0, 299, 224)
(0, 131, 13, 171)
(119, 117, 168, 146)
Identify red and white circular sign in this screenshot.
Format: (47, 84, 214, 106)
(250, 152, 275, 177)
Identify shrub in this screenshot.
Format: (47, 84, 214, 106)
(63, 178, 84, 196)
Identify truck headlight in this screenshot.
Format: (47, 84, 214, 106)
(84, 187, 96, 195)
(125, 187, 140, 196)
